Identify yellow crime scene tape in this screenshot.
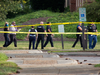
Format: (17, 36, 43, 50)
(0, 22, 100, 35)
(1, 22, 100, 29)
(0, 31, 100, 35)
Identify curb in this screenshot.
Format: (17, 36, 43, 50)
(56, 52, 100, 56)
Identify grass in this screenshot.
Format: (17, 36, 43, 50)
(94, 64, 100, 67)
(0, 40, 100, 51)
(0, 53, 8, 61)
(0, 53, 21, 75)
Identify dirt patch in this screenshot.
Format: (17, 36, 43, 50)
(22, 17, 50, 25)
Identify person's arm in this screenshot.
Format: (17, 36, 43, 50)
(6, 24, 9, 31)
(44, 30, 48, 36)
(7, 27, 9, 31)
(27, 29, 30, 39)
(78, 26, 82, 31)
(48, 29, 54, 36)
(48, 29, 51, 32)
(43, 26, 47, 36)
(27, 32, 29, 38)
(35, 29, 38, 40)
(96, 26, 97, 32)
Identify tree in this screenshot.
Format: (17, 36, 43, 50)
(95, 0, 100, 2)
(0, 0, 21, 21)
(83, 1, 100, 22)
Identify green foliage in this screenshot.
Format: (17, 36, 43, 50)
(94, 64, 100, 67)
(0, 62, 20, 75)
(47, 12, 79, 38)
(83, 2, 100, 22)
(0, 0, 21, 21)
(0, 10, 79, 39)
(0, 52, 20, 75)
(64, 6, 70, 13)
(95, 0, 100, 2)
(0, 53, 8, 61)
(14, 10, 79, 39)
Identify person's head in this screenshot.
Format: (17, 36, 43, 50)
(91, 21, 95, 25)
(31, 26, 34, 28)
(47, 22, 51, 26)
(40, 21, 44, 25)
(12, 21, 16, 26)
(5, 22, 9, 26)
(79, 22, 82, 26)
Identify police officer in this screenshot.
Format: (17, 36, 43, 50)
(27, 26, 37, 50)
(72, 22, 83, 47)
(44, 22, 54, 47)
(87, 22, 97, 49)
(3, 22, 10, 47)
(35, 21, 47, 49)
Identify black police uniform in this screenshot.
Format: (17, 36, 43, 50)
(3, 24, 10, 47)
(29, 29, 36, 50)
(35, 26, 45, 49)
(87, 24, 97, 32)
(72, 25, 83, 47)
(44, 25, 54, 47)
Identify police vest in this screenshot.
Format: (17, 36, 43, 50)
(29, 29, 36, 37)
(88, 24, 97, 32)
(37, 26, 44, 32)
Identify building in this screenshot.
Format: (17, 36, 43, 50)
(65, 0, 95, 12)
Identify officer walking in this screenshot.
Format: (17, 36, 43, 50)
(87, 22, 97, 49)
(72, 22, 83, 47)
(44, 22, 54, 47)
(35, 21, 47, 49)
(27, 26, 37, 50)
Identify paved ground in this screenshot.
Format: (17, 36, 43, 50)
(0, 50, 100, 75)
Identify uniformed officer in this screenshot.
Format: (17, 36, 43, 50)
(87, 22, 97, 49)
(44, 22, 54, 47)
(35, 21, 47, 49)
(72, 22, 83, 47)
(27, 26, 37, 50)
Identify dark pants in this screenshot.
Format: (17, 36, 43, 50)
(3, 33, 9, 47)
(29, 36, 36, 50)
(44, 34, 54, 47)
(72, 34, 83, 47)
(7, 34, 17, 47)
(35, 35, 44, 49)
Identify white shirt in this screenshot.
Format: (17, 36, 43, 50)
(9, 24, 17, 34)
